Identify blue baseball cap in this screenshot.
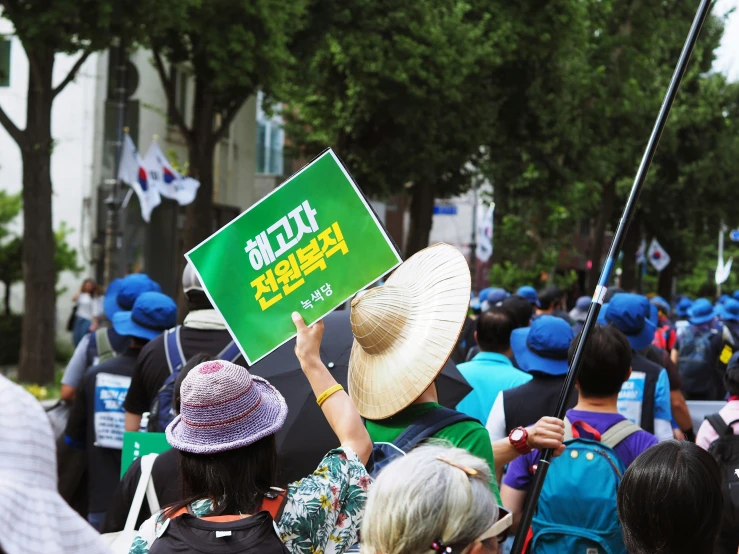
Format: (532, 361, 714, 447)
(104, 274, 161, 320)
(689, 298, 717, 325)
(675, 297, 693, 318)
(516, 286, 541, 308)
(733, 291, 739, 302)
(602, 293, 656, 351)
(720, 299, 739, 322)
(569, 296, 590, 323)
(717, 294, 731, 307)
(510, 315, 573, 375)
(485, 288, 510, 306)
(113, 291, 177, 341)
(650, 296, 670, 314)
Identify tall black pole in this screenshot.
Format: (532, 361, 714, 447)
(510, 0, 712, 551)
(103, 34, 129, 287)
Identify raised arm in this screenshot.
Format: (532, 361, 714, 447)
(292, 312, 372, 465)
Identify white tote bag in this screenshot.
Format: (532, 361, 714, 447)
(102, 453, 161, 553)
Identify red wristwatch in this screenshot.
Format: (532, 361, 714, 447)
(509, 426, 532, 455)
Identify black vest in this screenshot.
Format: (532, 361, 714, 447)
(502, 374, 577, 435)
(627, 352, 659, 434)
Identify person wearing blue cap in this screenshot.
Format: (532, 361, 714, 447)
(486, 316, 577, 444)
(64, 291, 177, 531)
(482, 287, 510, 312)
(711, 298, 739, 389)
(124, 263, 246, 434)
(60, 274, 161, 403)
(515, 285, 540, 308)
(678, 298, 722, 401)
(599, 294, 674, 442)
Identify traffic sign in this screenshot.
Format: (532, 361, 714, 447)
(730, 230, 739, 242)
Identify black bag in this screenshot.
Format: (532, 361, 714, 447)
(706, 414, 739, 552)
(66, 304, 78, 332)
(678, 327, 718, 399)
(366, 407, 475, 478)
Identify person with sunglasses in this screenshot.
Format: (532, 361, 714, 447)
(361, 444, 512, 554)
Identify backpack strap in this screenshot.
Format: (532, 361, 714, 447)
(95, 328, 114, 361)
(123, 453, 160, 532)
(601, 420, 641, 448)
(393, 407, 475, 452)
(164, 326, 185, 375)
(217, 340, 242, 363)
(724, 325, 736, 347)
(260, 489, 288, 522)
(707, 413, 731, 436)
(564, 417, 641, 448)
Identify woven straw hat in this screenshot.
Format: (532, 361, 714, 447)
(348, 243, 471, 419)
(167, 360, 288, 454)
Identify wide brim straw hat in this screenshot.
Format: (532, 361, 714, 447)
(0, 376, 109, 554)
(348, 243, 471, 419)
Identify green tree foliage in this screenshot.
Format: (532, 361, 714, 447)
(142, 0, 308, 258)
(285, 0, 509, 256)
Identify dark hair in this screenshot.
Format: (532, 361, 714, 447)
(476, 307, 514, 353)
(569, 325, 631, 397)
(538, 286, 561, 311)
(166, 435, 279, 518)
(501, 296, 533, 329)
(186, 289, 214, 311)
(617, 441, 723, 554)
(174, 353, 215, 414)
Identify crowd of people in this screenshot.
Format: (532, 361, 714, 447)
(1, 242, 739, 554)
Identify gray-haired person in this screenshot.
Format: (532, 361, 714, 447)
(361, 445, 513, 554)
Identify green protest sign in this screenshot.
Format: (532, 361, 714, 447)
(120, 432, 171, 477)
(186, 149, 402, 364)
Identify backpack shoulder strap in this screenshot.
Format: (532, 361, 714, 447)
(164, 326, 185, 375)
(601, 420, 642, 448)
(217, 340, 242, 363)
(123, 453, 160, 532)
(393, 407, 475, 452)
(95, 328, 113, 359)
(707, 413, 730, 436)
(260, 489, 288, 522)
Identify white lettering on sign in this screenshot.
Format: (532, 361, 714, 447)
(245, 200, 319, 270)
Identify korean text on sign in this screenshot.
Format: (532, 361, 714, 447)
(250, 221, 349, 311)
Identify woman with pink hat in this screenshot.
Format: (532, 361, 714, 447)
(127, 313, 372, 554)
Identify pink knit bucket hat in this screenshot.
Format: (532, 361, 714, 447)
(166, 360, 288, 454)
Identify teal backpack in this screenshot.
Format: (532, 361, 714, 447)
(529, 417, 640, 554)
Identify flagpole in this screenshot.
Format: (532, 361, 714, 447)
(103, 32, 129, 287)
(510, 0, 713, 551)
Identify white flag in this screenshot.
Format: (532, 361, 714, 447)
(647, 238, 671, 272)
(143, 140, 200, 206)
(716, 257, 733, 285)
(118, 134, 160, 222)
(636, 239, 647, 265)
(475, 202, 495, 263)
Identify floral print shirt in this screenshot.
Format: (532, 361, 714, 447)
(129, 447, 369, 554)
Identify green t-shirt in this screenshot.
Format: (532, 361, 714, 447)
(365, 402, 501, 503)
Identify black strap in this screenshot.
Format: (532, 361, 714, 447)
(707, 413, 731, 436)
(392, 407, 476, 452)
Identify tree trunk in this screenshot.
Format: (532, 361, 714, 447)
(4, 282, 10, 316)
(585, 179, 616, 293)
(18, 49, 56, 385)
(405, 182, 435, 258)
(620, 213, 640, 292)
(658, 262, 674, 299)
(179, 81, 216, 318)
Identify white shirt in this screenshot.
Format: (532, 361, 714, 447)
(76, 292, 101, 321)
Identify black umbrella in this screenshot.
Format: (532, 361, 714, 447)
(248, 309, 472, 484)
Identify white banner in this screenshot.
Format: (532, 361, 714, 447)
(93, 372, 131, 450)
(647, 238, 671, 272)
(475, 202, 495, 263)
(716, 257, 733, 285)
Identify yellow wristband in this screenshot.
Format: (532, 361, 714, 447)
(316, 384, 344, 407)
